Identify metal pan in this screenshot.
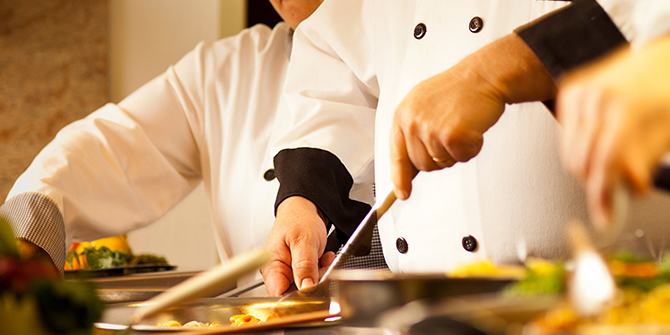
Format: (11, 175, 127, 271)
(96, 296, 332, 332)
(330, 269, 516, 327)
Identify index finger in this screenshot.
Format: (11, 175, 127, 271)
(390, 123, 418, 200)
(289, 237, 322, 292)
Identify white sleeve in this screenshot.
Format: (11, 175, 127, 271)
(631, 1, 670, 46)
(597, 0, 670, 47)
(7, 43, 208, 244)
(272, 0, 379, 181)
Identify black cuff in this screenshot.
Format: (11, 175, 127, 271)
(654, 167, 670, 192)
(515, 0, 627, 81)
(274, 148, 372, 246)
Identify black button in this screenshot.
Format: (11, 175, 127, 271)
(413, 23, 427, 39)
(469, 17, 484, 33)
(263, 168, 276, 181)
(396, 237, 409, 254)
(462, 235, 478, 252)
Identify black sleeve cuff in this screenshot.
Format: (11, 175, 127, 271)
(654, 167, 670, 192)
(274, 148, 372, 247)
(515, 0, 627, 81)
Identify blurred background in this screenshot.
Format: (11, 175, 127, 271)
(0, 0, 281, 272)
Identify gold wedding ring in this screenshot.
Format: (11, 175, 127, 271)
(432, 156, 450, 164)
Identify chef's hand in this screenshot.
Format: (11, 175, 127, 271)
(391, 34, 557, 199)
(262, 196, 334, 296)
(557, 37, 670, 229)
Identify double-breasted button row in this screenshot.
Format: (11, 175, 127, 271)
(413, 16, 484, 39)
(395, 235, 479, 254)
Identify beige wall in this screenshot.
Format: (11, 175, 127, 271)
(109, 0, 245, 102)
(0, 0, 109, 200)
(110, 0, 246, 272)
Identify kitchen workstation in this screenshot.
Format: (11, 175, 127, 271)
(5, 213, 670, 335)
(2, 181, 670, 334)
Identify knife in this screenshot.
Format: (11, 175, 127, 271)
(319, 186, 397, 283)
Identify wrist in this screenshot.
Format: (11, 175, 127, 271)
(472, 34, 557, 105)
(277, 196, 328, 227)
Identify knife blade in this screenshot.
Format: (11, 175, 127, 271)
(319, 186, 397, 283)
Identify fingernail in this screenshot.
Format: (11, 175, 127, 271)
(300, 278, 314, 290)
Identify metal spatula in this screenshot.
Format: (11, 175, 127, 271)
(567, 184, 630, 318)
(566, 220, 616, 318)
(595, 184, 630, 249)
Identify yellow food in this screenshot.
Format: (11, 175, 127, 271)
(90, 235, 132, 254)
(156, 320, 182, 327)
(526, 257, 559, 275)
(156, 320, 222, 328)
(449, 259, 527, 279)
(65, 235, 136, 271)
(63, 253, 87, 271)
(229, 314, 262, 327)
(525, 254, 670, 334)
(74, 242, 92, 255)
(532, 283, 670, 334)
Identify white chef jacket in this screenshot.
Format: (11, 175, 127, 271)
(630, 0, 670, 47)
(275, 0, 670, 273)
(5, 23, 293, 273)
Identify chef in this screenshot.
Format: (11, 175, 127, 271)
(262, 0, 670, 296)
(0, 0, 385, 285)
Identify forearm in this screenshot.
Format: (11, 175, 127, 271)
(480, 0, 638, 106)
(471, 33, 558, 105)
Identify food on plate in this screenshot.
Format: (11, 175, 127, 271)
(64, 235, 169, 271)
(156, 320, 182, 327)
(503, 258, 565, 296)
(156, 320, 223, 328)
(506, 252, 670, 333)
(0, 217, 103, 335)
(157, 314, 263, 328)
(448, 259, 529, 280)
(155, 313, 264, 328)
(531, 284, 670, 331)
(80, 235, 132, 255)
(229, 313, 262, 327)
